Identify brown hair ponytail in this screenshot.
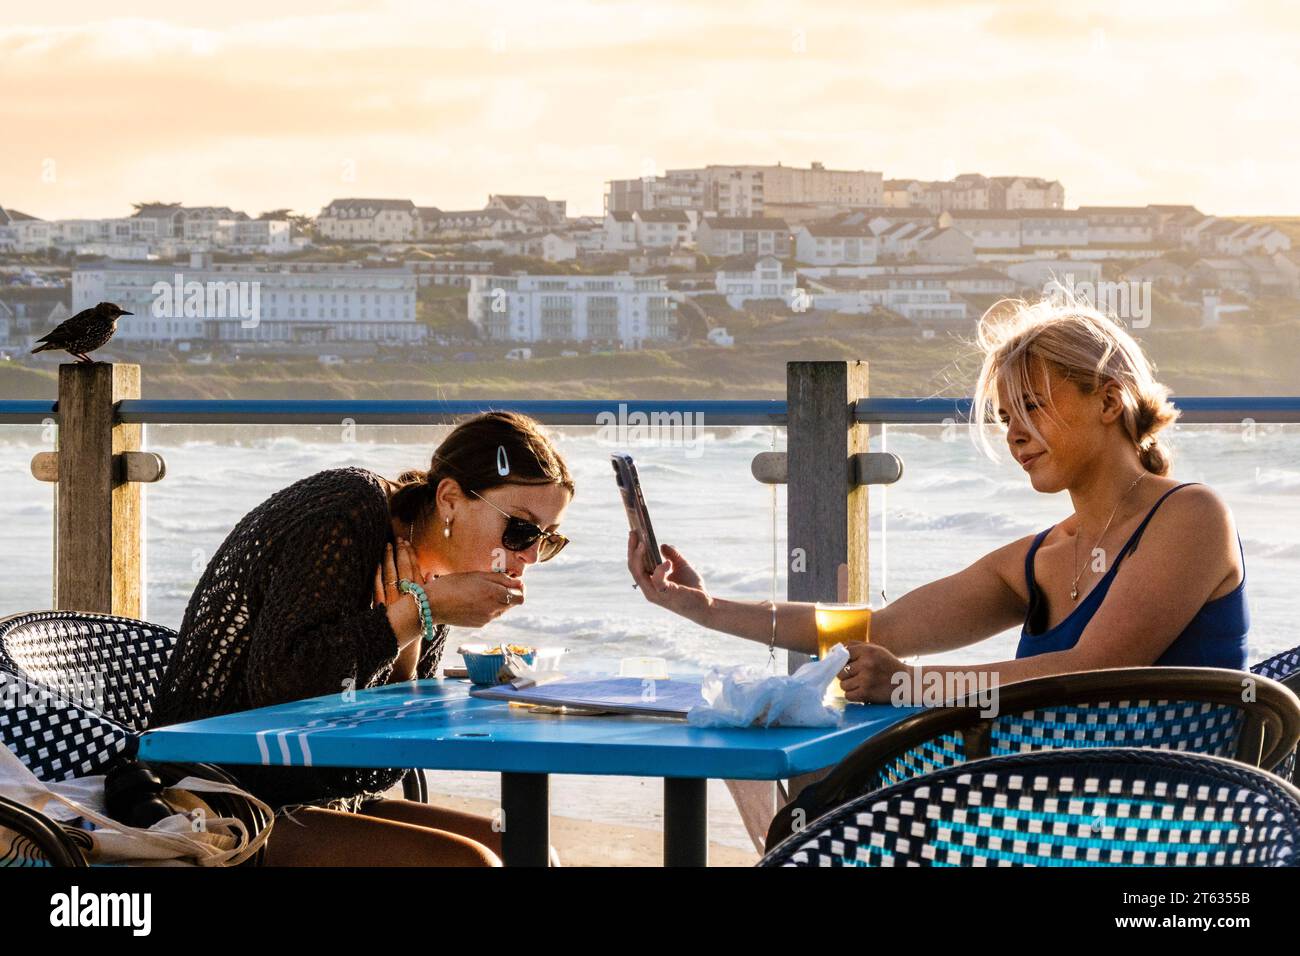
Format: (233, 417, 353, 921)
(388, 411, 574, 525)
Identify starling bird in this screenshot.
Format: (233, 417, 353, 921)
(30, 302, 133, 363)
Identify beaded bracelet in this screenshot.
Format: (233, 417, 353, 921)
(397, 578, 436, 643)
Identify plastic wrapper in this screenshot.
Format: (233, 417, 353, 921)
(687, 643, 849, 728)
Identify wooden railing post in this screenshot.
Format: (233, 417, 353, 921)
(54, 362, 142, 616)
(785, 361, 870, 800)
(785, 360, 871, 652)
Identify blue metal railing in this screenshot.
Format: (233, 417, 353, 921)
(2, 397, 1300, 426)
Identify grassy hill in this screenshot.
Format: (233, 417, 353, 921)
(5, 312, 1300, 403)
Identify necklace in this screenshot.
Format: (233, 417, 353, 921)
(408, 517, 440, 580)
(1070, 471, 1148, 601)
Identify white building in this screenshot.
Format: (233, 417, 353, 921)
(695, 217, 790, 258)
(996, 177, 1065, 210)
(794, 223, 878, 265)
(1122, 257, 1190, 289)
(468, 274, 676, 347)
(603, 212, 638, 251)
(418, 207, 528, 240)
(496, 232, 578, 262)
(1004, 258, 1103, 292)
(486, 195, 567, 226)
(1077, 207, 1157, 245)
(2, 212, 57, 252)
(807, 275, 968, 324)
(1017, 210, 1090, 247)
(715, 255, 797, 307)
(607, 163, 882, 216)
(316, 199, 418, 242)
(883, 175, 1064, 213)
(634, 209, 695, 248)
(1200, 221, 1292, 256)
(181, 218, 291, 253)
(72, 258, 422, 346)
(939, 212, 1023, 249)
(1, 204, 290, 256)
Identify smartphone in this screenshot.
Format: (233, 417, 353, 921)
(611, 453, 663, 576)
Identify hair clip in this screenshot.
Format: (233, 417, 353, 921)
(497, 444, 510, 476)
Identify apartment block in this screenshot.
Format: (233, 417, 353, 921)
(316, 198, 418, 242)
(72, 258, 421, 345)
(468, 274, 676, 347)
(607, 163, 882, 216)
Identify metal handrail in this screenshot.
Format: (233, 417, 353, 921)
(3, 396, 1300, 426)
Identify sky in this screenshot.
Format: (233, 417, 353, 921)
(3, 0, 1298, 221)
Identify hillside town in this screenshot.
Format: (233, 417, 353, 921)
(1, 162, 1295, 362)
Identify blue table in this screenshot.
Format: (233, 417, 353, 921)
(138, 678, 918, 866)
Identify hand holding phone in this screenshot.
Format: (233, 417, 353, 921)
(611, 453, 662, 575)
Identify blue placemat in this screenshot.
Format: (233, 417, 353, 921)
(469, 676, 703, 717)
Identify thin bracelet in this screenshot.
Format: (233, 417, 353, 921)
(397, 579, 436, 643)
(768, 600, 778, 662)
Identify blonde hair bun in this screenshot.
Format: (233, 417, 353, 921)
(971, 289, 1178, 475)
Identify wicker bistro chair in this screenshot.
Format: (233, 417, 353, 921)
(765, 666, 1300, 852)
(0, 609, 424, 865)
(1252, 646, 1300, 782)
(0, 610, 270, 865)
(759, 748, 1300, 867)
(0, 791, 88, 867)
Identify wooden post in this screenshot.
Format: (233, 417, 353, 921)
(55, 363, 142, 616)
(786, 360, 871, 647)
(785, 361, 870, 801)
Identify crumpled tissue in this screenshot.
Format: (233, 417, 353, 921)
(687, 643, 849, 728)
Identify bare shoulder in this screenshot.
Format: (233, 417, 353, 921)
(1137, 480, 1241, 594)
(975, 530, 1045, 605)
(1150, 481, 1235, 539)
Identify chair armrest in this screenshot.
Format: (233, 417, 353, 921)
(0, 793, 87, 867)
(402, 769, 429, 803)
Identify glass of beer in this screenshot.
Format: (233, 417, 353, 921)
(814, 602, 873, 700)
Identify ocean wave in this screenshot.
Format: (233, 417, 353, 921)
(0, 502, 53, 518)
(907, 471, 1032, 498)
(1243, 469, 1300, 495)
(883, 508, 1040, 536)
(1242, 538, 1300, 561)
(148, 516, 234, 536)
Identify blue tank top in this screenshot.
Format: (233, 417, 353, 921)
(1016, 482, 1248, 668)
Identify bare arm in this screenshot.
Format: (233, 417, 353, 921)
(628, 531, 1031, 658)
(869, 536, 1033, 657)
(839, 486, 1244, 701)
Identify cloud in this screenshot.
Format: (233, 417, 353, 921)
(2, 2, 1298, 218)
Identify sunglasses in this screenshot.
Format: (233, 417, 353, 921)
(468, 488, 569, 562)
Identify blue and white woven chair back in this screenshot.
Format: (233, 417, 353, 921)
(0, 611, 178, 782)
(875, 698, 1244, 791)
(0, 611, 177, 732)
(1252, 646, 1300, 684)
(1252, 646, 1300, 780)
(762, 748, 1300, 867)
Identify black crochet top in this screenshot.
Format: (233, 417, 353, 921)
(149, 466, 448, 810)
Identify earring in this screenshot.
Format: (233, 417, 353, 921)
(443, 518, 452, 539)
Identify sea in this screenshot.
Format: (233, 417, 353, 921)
(2, 419, 1298, 853)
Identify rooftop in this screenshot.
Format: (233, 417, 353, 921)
(702, 216, 790, 231)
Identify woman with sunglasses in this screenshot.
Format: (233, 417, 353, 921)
(150, 411, 573, 866)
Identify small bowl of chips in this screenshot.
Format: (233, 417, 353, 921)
(458, 643, 537, 685)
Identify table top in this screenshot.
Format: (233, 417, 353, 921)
(138, 677, 919, 780)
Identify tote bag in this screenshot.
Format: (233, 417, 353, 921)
(0, 743, 273, 866)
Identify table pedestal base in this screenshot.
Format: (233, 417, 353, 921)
(501, 771, 550, 867)
(664, 777, 708, 867)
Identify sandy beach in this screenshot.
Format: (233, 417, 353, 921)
(425, 791, 760, 867)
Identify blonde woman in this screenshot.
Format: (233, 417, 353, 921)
(628, 298, 1249, 701)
